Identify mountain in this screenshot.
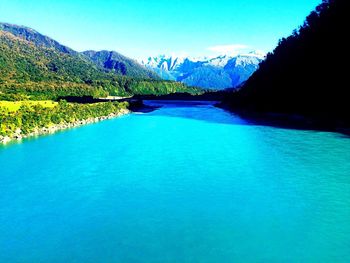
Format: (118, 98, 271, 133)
(0, 23, 200, 100)
(140, 51, 265, 90)
(0, 30, 107, 96)
(0, 22, 158, 80)
(224, 0, 349, 126)
(82, 50, 158, 79)
(0, 22, 76, 55)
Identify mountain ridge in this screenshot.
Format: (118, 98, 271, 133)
(0, 22, 159, 80)
(0, 22, 77, 55)
(140, 51, 265, 90)
(82, 50, 159, 79)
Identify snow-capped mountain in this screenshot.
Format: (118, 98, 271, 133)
(140, 51, 266, 90)
(144, 55, 185, 71)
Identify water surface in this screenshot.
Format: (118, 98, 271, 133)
(1, 101, 350, 262)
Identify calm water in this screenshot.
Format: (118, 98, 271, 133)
(1, 101, 350, 263)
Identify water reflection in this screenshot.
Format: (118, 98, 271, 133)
(143, 100, 250, 126)
(143, 100, 350, 138)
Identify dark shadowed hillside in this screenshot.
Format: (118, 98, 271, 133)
(224, 0, 348, 125)
(83, 50, 159, 79)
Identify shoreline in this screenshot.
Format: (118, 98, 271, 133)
(216, 102, 350, 136)
(0, 108, 130, 145)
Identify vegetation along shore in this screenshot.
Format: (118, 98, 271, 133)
(0, 100, 129, 144)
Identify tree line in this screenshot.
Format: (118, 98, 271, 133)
(0, 100, 129, 137)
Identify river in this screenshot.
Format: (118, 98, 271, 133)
(1, 100, 350, 262)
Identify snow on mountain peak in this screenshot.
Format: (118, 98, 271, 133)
(140, 50, 265, 68)
(139, 50, 266, 90)
(243, 50, 266, 59)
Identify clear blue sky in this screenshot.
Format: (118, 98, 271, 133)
(0, 0, 322, 59)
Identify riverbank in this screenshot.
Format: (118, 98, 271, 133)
(0, 108, 130, 144)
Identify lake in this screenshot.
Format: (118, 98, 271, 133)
(1, 100, 350, 262)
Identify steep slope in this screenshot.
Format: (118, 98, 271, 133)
(141, 52, 265, 90)
(82, 50, 158, 79)
(224, 53, 263, 87)
(0, 22, 76, 55)
(225, 0, 349, 124)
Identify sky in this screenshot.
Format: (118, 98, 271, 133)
(0, 0, 322, 59)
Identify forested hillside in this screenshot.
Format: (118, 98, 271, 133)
(225, 0, 348, 124)
(0, 22, 77, 55)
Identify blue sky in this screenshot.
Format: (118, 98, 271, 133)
(0, 0, 321, 59)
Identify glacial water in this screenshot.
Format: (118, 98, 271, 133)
(1, 101, 350, 263)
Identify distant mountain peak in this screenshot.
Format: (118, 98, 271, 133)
(140, 51, 266, 89)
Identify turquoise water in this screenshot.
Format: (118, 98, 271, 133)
(1, 101, 350, 263)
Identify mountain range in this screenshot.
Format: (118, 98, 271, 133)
(0, 22, 199, 99)
(0, 22, 265, 92)
(140, 51, 265, 90)
(0, 22, 157, 80)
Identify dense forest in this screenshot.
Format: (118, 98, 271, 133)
(0, 100, 129, 137)
(224, 0, 348, 125)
